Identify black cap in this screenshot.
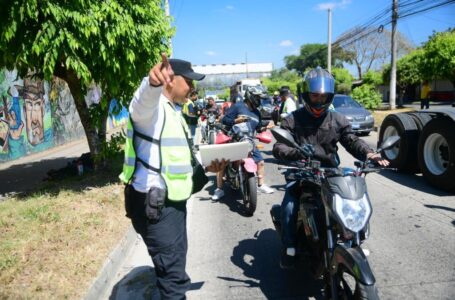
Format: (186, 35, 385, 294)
(169, 59, 205, 81)
(279, 86, 290, 96)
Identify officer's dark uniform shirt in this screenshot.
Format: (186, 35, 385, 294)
(273, 108, 373, 167)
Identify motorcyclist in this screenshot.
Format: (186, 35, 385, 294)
(272, 67, 389, 269)
(212, 87, 275, 200)
(200, 97, 220, 142)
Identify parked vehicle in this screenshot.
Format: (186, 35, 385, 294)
(230, 79, 266, 102)
(215, 118, 271, 215)
(270, 127, 400, 300)
(333, 95, 374, 135)
(258, 96, 274, 120)
(378, 109, 455, 191)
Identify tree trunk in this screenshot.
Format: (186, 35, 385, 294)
(61, 70, 104, 170)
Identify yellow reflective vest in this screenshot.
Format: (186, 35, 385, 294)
(119, 99, 193, 201)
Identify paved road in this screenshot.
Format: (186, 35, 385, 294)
(4, 129, 452, 299)
(107, 131, 454, 300)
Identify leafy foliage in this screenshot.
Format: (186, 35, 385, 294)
(362, 70, 383, 86)
(284, 44, 352, 75)
(262, 68, 301, 95)
(0, 0, 172, 166)
(351, 84, 382, 109)
(331, 68, 353, 94)
(421, 29, 455, 86)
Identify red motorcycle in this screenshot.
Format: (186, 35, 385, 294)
(215, 119, 272, 215)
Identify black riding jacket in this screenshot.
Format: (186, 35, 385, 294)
(273, 108, 373, 167)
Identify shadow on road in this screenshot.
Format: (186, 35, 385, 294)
(109, 266, 159, 300)
(424, 204, 455, 227)
(221, 228, 325, 299)
(377, 169, 454, 197)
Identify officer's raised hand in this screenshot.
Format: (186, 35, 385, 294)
(149, 53, 175, 87)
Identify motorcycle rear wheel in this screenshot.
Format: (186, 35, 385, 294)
(243, 174, 257, 216)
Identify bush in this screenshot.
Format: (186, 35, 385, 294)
(337, 83, 351, 95)
(351, 84, 382, 109)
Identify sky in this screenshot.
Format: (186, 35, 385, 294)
(170, 0, 455, 73)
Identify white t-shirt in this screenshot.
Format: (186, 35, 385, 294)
(129, 77, 170, 192)
(280, 97, 297, 118)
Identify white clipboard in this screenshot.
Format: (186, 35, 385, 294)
(198, 141, 251, 166)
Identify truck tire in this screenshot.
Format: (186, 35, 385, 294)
(378, 113, 419, 172)
(408, 112, 432, 130)
(418, 117, 455, 191)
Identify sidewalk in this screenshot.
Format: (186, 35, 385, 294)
(0, 138, 89, 197)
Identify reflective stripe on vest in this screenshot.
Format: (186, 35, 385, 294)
(119, 101, 193, 201)
(160, 102, 193, 201)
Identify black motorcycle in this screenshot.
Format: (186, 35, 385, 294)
(201, 111, 218, 144)
(270, 127, 399, 300)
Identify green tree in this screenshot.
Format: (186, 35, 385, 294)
(331, 68, 353, 94)
(383, 49, 424, 105)
(362, 70, 383, 86)
(261, 68, 301, 95)
(421, 29, 455, 89)
(0, 0, 172, 167)
(337, 27, 413, 79)
(284, 44, 352, 75)
(351, 85, 382, 110)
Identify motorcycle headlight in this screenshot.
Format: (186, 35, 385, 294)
(333, 193, 371, 233)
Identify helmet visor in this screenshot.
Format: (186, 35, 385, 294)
(307, 76, 335, 94)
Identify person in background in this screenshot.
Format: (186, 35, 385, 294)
(212, 88, 275, 200)
(221, 98, 232, 117)
(279, 86, 297, 120)
(420, 80, 431, 110)
(182, 90, 198, 137)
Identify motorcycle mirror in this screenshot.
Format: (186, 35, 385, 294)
(377, 135, 400, 152)
(271, 127, 299, 148)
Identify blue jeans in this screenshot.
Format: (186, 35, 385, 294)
(281, 183, 299, 248)
(189, 124, 196, 137)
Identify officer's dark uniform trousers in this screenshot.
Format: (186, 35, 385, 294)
(125, 185, 190, 299)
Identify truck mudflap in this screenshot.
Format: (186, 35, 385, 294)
(330, 245, 376, 285)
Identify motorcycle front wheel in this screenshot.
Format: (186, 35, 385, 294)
(326, 269, 379, 300)
(242, 174, 257, 216)
(208, 130, 216, 144)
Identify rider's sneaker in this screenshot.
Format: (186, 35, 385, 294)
(258, 184, 275, 194)
(212, 188, 225, 200)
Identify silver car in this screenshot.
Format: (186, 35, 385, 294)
(332, 94, 374, 135)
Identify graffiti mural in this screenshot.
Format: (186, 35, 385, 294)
(49, 78, 85, 146)
(0, 70, 52, 161)
(0, 68, 129, 163)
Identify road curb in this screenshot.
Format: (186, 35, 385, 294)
(84, 225, 137, 300)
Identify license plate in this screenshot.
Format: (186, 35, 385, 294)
(352, 124, 360, 129)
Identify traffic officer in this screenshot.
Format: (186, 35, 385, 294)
(120, 53, 225, 299)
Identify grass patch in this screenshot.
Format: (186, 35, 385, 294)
(0, 155, 130, 299)
(371, 107, 415, 128)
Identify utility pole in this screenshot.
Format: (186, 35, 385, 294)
(164, 0, 172, 57)
(327, 8, 332, 73)
(389, 0, 398, 110)
(245, 52, 249, 78)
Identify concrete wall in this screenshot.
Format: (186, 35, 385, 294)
(0, 69, 127, 163)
